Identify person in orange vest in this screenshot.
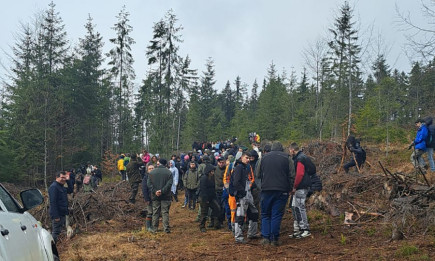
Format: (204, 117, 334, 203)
(223, 155, 236, 232)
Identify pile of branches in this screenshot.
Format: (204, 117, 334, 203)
(305, 142, 434, 238)
(33, 181, 147, 232)
(379, 162, 435, 238)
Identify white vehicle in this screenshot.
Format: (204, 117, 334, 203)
(0, 183, 59, 261)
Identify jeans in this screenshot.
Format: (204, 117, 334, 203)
(261, 191, 289, 242)
(51, 215, 66, 243)
(426, 148, 435, 171)
(291, 189, 309, 231)
(410, 149, 426, 168)
(222, 188, 232, 229)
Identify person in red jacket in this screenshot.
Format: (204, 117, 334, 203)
(288, 143, 312, 239)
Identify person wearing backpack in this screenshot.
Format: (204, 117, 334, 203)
(288, 143, 313, 239)
(126, 154, 144, 204)
(409, 118, 429, 170)
(424, 116, 435, 172)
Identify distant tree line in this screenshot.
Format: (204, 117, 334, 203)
(1, 1, 434, 184)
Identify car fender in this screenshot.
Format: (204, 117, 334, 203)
(38, 224, 57, 261)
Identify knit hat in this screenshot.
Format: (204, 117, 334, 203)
(159, 158, 167, 166)
(204, 164, 215, 175)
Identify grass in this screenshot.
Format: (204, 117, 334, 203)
(340, 233, 346, 245)
(366, 227, 376, 237)
(396, 244, 419, 257)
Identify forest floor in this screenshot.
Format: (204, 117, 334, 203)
(56, 193, 434, 261)
(7, 141, 435, 260)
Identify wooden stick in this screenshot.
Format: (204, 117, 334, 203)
(352, 152, 361, 173)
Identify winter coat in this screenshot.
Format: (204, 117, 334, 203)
(126, 158, 144, 184)
(292, 151, 312, 190)
(415, 124, 429, 151)
(231, 162, 250, 199)
(147, 165, 173, 201)
(117, 158, 125, 171)
(214, 165, 226, 191)
(199, 173, 216, 202)
(259, 150, 294, 192)
(48, 181, 69, 219)
(183, 167, 200, 190)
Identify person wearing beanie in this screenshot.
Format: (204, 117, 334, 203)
(199, 164, 223, 232)
(147, 158, 173, 233)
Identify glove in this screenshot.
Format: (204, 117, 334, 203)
(408, 144, 413, 150)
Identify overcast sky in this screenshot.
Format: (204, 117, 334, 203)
(0, 0, 428, 92)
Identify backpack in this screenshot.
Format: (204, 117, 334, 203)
(424, 117, 434, 148)
(307, 173, 323, 197)
(86, 167, 92, 175)
(301, 154, 316, 176)
(83, 175, 91, 185)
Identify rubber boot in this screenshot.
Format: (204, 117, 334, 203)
(146, 218, 152, 232)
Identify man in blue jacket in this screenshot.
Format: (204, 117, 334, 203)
(409, 118, 429, 170)
(49, 171, 71, 243)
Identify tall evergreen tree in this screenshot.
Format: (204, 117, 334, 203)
(107, 5, 136, 151)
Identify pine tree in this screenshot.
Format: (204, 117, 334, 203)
(107, 5, 136, 151)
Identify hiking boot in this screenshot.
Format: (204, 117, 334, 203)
(214, 224, 222, 230)
(261, 238, 271, 246)
(207, 221, 215, 228)
(181, 204, 186, 208)
(200, 228, 206, 233)
(235, 239, 247, 244)
(165, 229, 171, 234)
(271, 240, 281, 246)
(295, 230, 311, 239)
(247, 234, 259, 239)
(288, 231, 301, 238)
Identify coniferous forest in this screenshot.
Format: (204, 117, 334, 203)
(1, 1, 434, 184)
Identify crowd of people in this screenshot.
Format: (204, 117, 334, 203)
(48, 116, 435, 246)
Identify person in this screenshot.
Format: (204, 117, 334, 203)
(118, 154, 126, 181)
(424, 117, 435, 172)
(223, 155, 236, 231)
(141, 150, 151, 165)
(409, 118, 429, 170)
(92, 166, 102, 187)
(147, 155, 158, 169)
(183, 161, 200, 209)
(231, 152, 259, 243)
(142, 164, 155, 231)
(214, 157, 227, 228)
(147, 158, 173, 233)
(258, 141, 294, 246)
(199, 164, 223, 232)
(126, 154, 144, 204)
(343, 136, 365, 174)
(288, 143, 312, 239)
(169, 160, 179, 202)
(48, 171, 72, 243)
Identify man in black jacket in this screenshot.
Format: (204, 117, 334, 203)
(199, 164, 222, 232)
(147, 158, 173, 233)
(258, 142, 294, 246)
(232, 152, 259, 244)
(48, 171, 72, 243)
